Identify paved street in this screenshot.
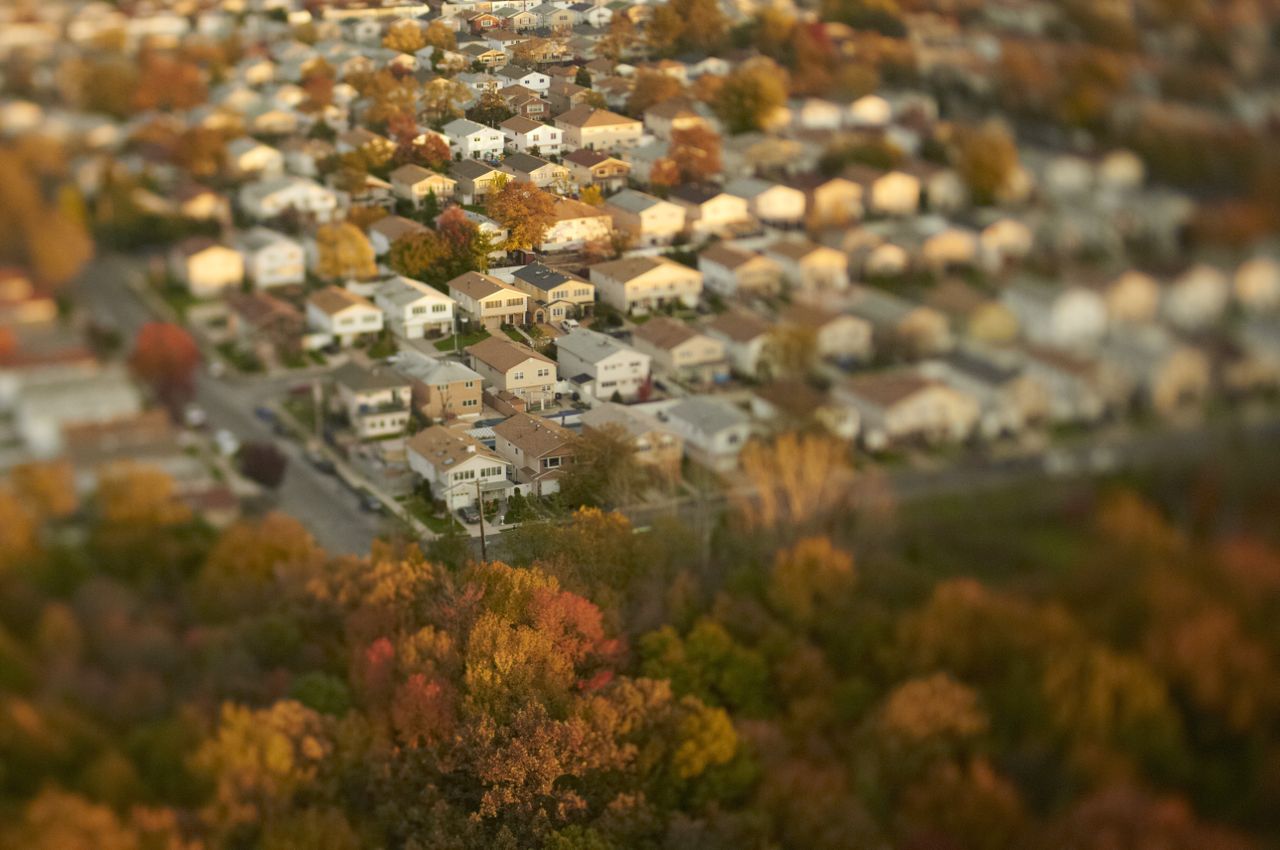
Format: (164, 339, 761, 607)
(76, 255, 382, 555)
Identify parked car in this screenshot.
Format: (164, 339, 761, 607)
(305, 447, 335, 474)
(358, 491, 384, 514)
(253, 405, 276, 424)
(183, 404, 207, 429)
(214, 429, 240, 457)
(457, 504, 481, 524)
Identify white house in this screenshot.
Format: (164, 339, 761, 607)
(555, 327, 652, 401)
(306, 285, 383, 344)
(374, 275, 456, 339)
(443, 118, 505, 160)
(239, 176, 339, 222)
(724, 178, 806, 228)
(226, 137, 284, 178)
(237, 227, 305, 288)
(648, 396, 752, 472)
(1001, 281, 1108, 350)
(499, 115, 563, 156)
(603, 188, 686, 248)
(541, 197, 613, 252)
(407, 425, 513, 509)
(590, 256, 703, 313)
(170, 238, 244, 298)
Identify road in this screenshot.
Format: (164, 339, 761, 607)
(76, 255, 382, 555)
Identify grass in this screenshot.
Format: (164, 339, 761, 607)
(214, 342, 264, 374)
(502, 325, 526, 343)
(434, 327, 491, 351)
(282, 395, 318, 434)
(308, 350, 327, 366)
(400, 494, 463, 532)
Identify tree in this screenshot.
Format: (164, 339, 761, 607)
(579, 185, 605, 206)
(389, 229, 450, 284)
(714, 59, 789, 134)
(766, 537, 857, 627)
(0, 486, 38, 571)
(383, 20, 428, 54)
(647, 0, 727, 56)
(422, 78, 472, 126)
(669, 125, 723, 182)
(574, 67, 592, 88)
(314, 222, 376, 281)
(952, 121, 1019, 205)
(467, 90, 515, 127)
(10, 460, 78, 521)
(626, 70, 686, 116)
(734, 433, 854, 534)
(129, 322, 201, 411)
(558, 423, 649, 509)
(424, 21, 457, 52)
(485, 181, 556, 251)
(238, 441, 289, 489)
(360, 69, 420, 129)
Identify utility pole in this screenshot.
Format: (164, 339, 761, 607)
(311, 378, 323, 443)
(475, 478, 488, 561)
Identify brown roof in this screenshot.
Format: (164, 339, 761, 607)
(706, 310, 771, 342)
(842, 371, 936, 407)
(589, 255, 678, 281)
(555, 104, 638, 128)
(766, 238, 830, 262)
(553, 196, 610, 222)
(699, 242, 765, 271)
(467, 335, 553, 371)
(632, 316, 699, 350)
(448, 271, 522, 301)
(308, 286, 375, 316)
(408, 424, 504, 469)
(493, 411, 573, 458)
(924, 278, 990, 317)
(563, 148, 627, 168)
(755, 381, 830, 417)
(780, 302, 842, 329)
(368, 215, 428, 243)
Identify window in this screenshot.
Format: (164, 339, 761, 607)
(432, 303, 447, 313)
(536, 367, 549, 377)
(506, 297, 523, 307)
(464, 381, 475, 388)
(462, 398, 478, 407)
(544, 456, 561, 468)
(513, 371, 524, 380)
(412, 306, 426, 315)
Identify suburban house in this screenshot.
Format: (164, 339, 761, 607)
(705, 310, 774, 378)
(407, 425, 512, 509)
(306, 286, 383, 344)
(835, 370, 980, 450)
(848, 165, 922, 216)
(331, 360, 412, 440)
(778, 303, 873, 362)
(643, 98, 713, 141)
(391, 350, 484, 422)
(227, 136, 283, 178)
(367, 215, 427, 257)
(554, 105, 645, 151)
(650, 396, 752, 473)
(924, 278, 1020, 345)
(1163, 263, 1231, 330)
(631, 317, 729, 385)
(466, 336, 557, 411)
(698, 243, 784, 298)
(493, 412, 575, 496)
(374, 275, 456, 339)
(918, 351, 1049, 439)
(448, 271, 530, 330)
(225, 292, 304, 366)
(450, 159, 508, 204)
(793, 174, 863, 227)
(238, 176, 339, 222)
(498, 152, 571, 189)
(556, 326, 652, 401)
(496, 64, 551, 93)
(580, 402, 683, 481)
(604, 189, 686, 247)
(750, 382, 860, 441)
(725, 178, 806, 228)
(443, 118, 505, 160)
(846, 286, 953, 356)
(237, 228, 305, 288)
(668, 184, 754, 241)
(389, 164, 458, 207)
(170, 238, 244, 297)
(1234, 256, 1280, 313)
(563, 149, 631, 191)
(1099, 326, 1211, 416)
(509, 262, 596, 322)
(589, 256, 703, 313)
(540, 197, 613, 252)
(1087, 269, 1161, 326)
(763, 239, 850, 295)
(500, 116, 564, 155)
(1001, 280, 1108, 351)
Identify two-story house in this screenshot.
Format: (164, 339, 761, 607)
(391, 350, 484, 422)
(589, 255, 703, 313)
(554, 105, 644, 152)
(698, 243, 783, 298)
(555, 326, 652, 401)
(541, 197, 613, 252)
(450, 159, 508, 204)
(443, 118, 505, 160)
(389, 163, 458, 208)
(467, 336, 557, 411)
(448, 271, 530, 330)
(375, 275, 456, 339)
(499, 115, 564, 156)
(498, 152, 571, 190)
(493, 412, 574, 496)
(509, 262, 596, 323)
(563, 149, 631, 192)
(307, 286, 383, 345)
(407, 425, 513, 509)
(631, 317, 729, 385)
(764, 238, 850, 295)
(237, 228, 305, 288)
(332, 361, 412, 439)
(580, 402, 683, 481)
(668, 183, 754, 241)
(604, 189, 686, 247)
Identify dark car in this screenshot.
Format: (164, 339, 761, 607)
(358, 491, 385, 514)
(457, 505, 481, 525)
(253, 405, 277, 424)
(305, 448, 335, 474)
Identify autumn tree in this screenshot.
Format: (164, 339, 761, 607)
(669, 124, 723, 182)
(0, 145, 93, 291)
(766, 537, 857, 628)
(714, 58, 789, 134)
(422, 77, 472, 126)
(383, 19, 428, 54)
(558, 423, 650, 509)
(647, 0, 728, 56)
(485, 180, 555, 251)
(10, 460, 78, 521)
(314, 222, 376, 280)
(734, 432, 854, 535)
(238, 441, 289, 489)
(626, 70, 686, 116)
(129, 322, 201, 411)
(0, 486, 38, 572)
(359, 69, 420, 129)
(467, 90, 515, 127)
(951, 121, 1020, 205)
(424, 21, 457, 52)
(388, 229, 450, 284)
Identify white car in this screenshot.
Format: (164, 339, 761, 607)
(214, 429, 240, 457)
(183, 404, 207, 429)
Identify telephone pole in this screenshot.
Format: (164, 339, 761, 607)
(475, 479, 488, 561)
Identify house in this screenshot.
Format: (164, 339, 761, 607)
(239, 176, 339, 222)
(500, 115, 564, 155)
(793, 174, 862, 227)
(668, 184, 753, 241)
(653, 396, 752, 473)
(1163, 263, 1230, 330)
(170, 238, 244, 298)
(367, 215, 428, 257)
(779, 303, 873, 363)
(306, 286, 383, 344)
(555, 326, 652, 401)
(391, 350, 484, 421)
(580, 402, 682, 480)
(643, 98, 712, 141)
(236, 228, 305, 289)
(846, 286, 952, 356)
(509, 262, 596, 322)
(1099, 326, 1210, 416)
(499, 152, 571, 189)
(590, 256, 703, 313)
(705, 310, 773, 378)
(848, 165, 921, 216)
(375, 275, 456, 339)
(555, 104, 644, 151)
(1234, 256, 1280, 313)
(548, 77, 594, 114)
(835, 371, 980, 450)
(226, 137, 284, 178)
(466, 336, 557, 411)
(1088, 269, 1161, 326)
(460, 43, 508, 68)
(604, 189, 685, 248)
(493, 412, 574, 496)
(450, 159, 508, 204)
(541, 197, 613, 252)
(698, 243, 783, 299)
(924, 278, 1019, 345)
(389, 163, 458, 207)
(1001, 280, 1108, 350)
(764, 238, 849, 295)
(331, 361, 412, 439)
(495, 64, 551, 93)
(443, 118, 505, 160)
(1012, 344, 1123, 424)
(918, 350, 1048, 439)
(751, 382, 860, 441)
(631, 317, 729, 385)
(467, 11, 503, 33)
(563, 149, 631, 191)
(725, 178, 806, 228)
(448, 271, 530, 330)
(225, 291, 304, 365)
(407, 425, 512, 509)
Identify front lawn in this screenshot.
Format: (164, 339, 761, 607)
(434, 328, 491, 351)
